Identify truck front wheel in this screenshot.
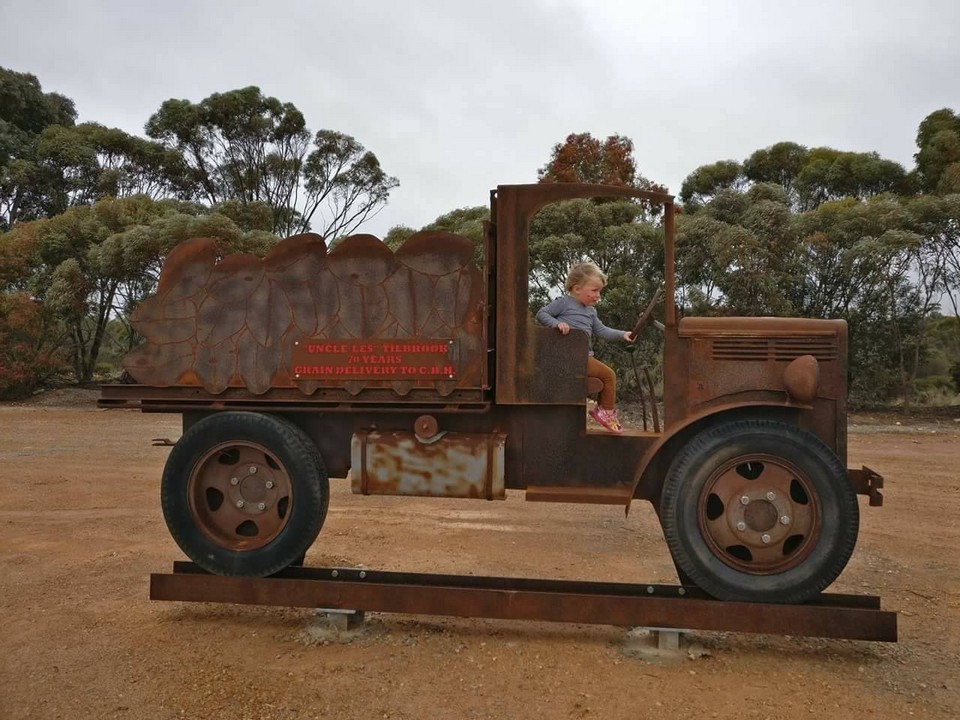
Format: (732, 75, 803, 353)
(659, 419, 858, 604)
(161, 412, 328, 576)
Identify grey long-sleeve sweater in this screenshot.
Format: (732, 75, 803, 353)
(536, 295, 625, 354)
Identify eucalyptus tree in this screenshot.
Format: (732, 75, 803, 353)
(914, 108, 960, 194)
(0, 66, 76, 229)
(145, 86, 398, 241)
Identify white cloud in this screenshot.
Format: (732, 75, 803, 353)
(3, 0, 958, 236)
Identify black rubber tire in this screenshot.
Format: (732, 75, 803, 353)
(161, 411, 328, 576)
(659, 419, 859, 604)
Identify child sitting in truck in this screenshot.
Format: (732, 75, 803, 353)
(536, 262, 634, 433)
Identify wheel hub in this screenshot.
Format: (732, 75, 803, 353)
(187, 443, 293, 550)
(743, 498, 778, 532)
(698, 454, 820, 574)
(233, 469, 276, 510)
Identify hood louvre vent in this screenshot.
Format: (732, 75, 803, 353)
(712, 336, 838, 362)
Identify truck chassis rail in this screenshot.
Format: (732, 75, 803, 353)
(151, 562, 897, 642)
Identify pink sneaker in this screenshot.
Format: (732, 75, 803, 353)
(589, 406, 623, 433)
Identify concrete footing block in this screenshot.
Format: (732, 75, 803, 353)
(316, 608, 365, 631)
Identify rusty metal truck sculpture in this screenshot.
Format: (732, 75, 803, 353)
(101, 183, 885, 606)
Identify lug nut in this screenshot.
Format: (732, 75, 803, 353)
(740, 495, 750, 505)
(257, 502, 266, 510)
(736, 521, 747, 532)
(265, 481, 274, 489)
(766, 491, 776, 501)
(780, 515, 790, 525)
(761, 533, 771, 544)
(230, 477, 239, 486)
(236, 500, 245, 508)
(249, 466, 257, 474)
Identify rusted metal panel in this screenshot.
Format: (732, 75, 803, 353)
(123, 230, 485, 398)
(150, 563, 897, 642)
(350, 430, 506, 499)
(673, 315, 849, 462)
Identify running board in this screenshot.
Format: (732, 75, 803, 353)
(150, 562, 897, 642)
(524, 486, 633, 504)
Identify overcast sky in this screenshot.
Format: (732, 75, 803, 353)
(2, 0, 958, 237)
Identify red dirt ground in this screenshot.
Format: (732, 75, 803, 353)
(1, 390, 958, 719)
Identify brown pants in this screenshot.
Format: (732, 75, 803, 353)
(588, 356, 617, 410)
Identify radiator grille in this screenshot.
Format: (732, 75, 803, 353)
(712, 336, 838, 362)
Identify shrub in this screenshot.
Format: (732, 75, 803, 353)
(0, 293, 70, 400)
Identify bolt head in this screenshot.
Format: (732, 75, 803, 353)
(761, 533, 771, 544)
(766, 491, 776, 501)
(236, 500, 245, 508)
(230, 477, 239, 486)
(780, 515, 790, 525)
(265, 480, 274, 489)
(249, 465, 257, 474)
(257, 502, 266, 510)
(740, 495, 750, 505)
(736, 521, 747, 532)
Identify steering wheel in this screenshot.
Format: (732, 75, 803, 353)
(630, 287, 664, 339)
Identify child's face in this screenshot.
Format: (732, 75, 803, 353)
(571, 278, 604, 306)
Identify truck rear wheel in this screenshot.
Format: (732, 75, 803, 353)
(161, 411, 328, 576)
(659, 419, 858, 603)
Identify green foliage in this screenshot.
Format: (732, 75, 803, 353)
(1, 194, 276, 383)
(914, 109, 960, 194)
(528, 198, 664, 397)
(146, 87, 398, 240)
(679, 160, 743, 209)
(794, 148, 910, 210)
(383, 224, 416, 251)
(1, 67, 76, 230)
(742, 142, 808, 195)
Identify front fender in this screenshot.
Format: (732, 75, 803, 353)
(626, 401, 808, 513)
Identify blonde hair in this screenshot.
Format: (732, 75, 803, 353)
(565, 262, 607, 293)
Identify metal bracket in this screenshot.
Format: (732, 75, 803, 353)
(849, 465, 884, 506)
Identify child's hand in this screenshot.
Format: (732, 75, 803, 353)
(624, 331, 635, 343)
(558, 322, 570, 335)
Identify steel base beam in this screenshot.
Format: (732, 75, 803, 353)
(150, 562, 897, 642)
